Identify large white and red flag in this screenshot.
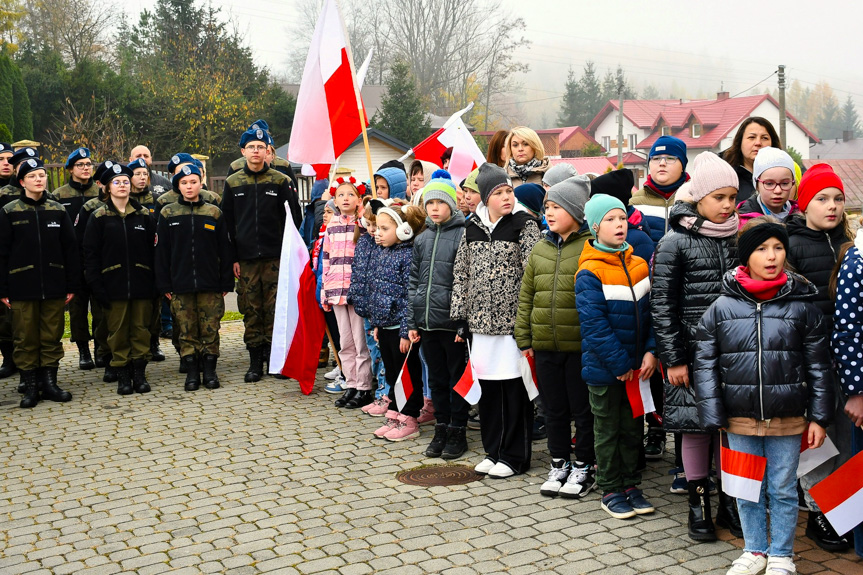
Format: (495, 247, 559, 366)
(720, 444, 767, 503)
(797, 434, 839, 478)
(625, 369, 655, 418)
(809, 450, 863, 535)
(288, 0, 368, 166)
(270, 203, 327, 394)
(403, 103, 486, 182)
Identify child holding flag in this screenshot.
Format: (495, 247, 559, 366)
(693, 217, 834, 575)
(575, 194, 656, 519)
(366, 200, 426, 441)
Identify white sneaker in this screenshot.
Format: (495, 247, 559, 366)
(727, 552, 767, 575)
(324, 366, 341, 380)
(474, 458, 495, 475)
(540, 461, 571, 497)
(488, 461, 515, 479)
(559, 462, 597, 499)
(765, 556, 795, 575)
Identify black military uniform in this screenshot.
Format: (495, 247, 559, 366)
(0, 158, 80, 408)
(156, 165, 234, 391)
(83, 163, 156, 395)
(222, 127, 302, 381)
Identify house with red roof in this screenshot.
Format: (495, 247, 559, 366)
(588, 92, 819, 185)
(475, 126, 604, 158)
(802, 159, 863, 216)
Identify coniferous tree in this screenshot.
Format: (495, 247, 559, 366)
(372, 59, 431, 146)
(842, 95, 860, 138)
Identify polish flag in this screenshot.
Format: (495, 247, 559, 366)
(625, 369, 655, 418)
(809, 450, 863, 535)
(720, 444, 767, 503)
(288, 0, 368, 166)
(393, 347, 414, 411)
(797, 434, 839, 479)
(270, 202, 327, 394)
(520, 355, 539, 401)
(454, 357, 481, 405)
(404, 103, 486, 182)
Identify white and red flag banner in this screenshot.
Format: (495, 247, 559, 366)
(407, 103, 486, 182)
(454, 352, 481, 405)
(288, 0, 368, 166)
(809, 450, 863, 535)
(625, 369, 655, 418)
(270, 203, 326, 394)
(393, 344, 414, 411)
(797, 434, 839, 479)
(720, 444, 767, 503)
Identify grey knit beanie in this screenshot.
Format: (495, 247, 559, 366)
(476, 162, 512, 205)
(542, 162, 579, 188)
(545, 175, 591, 223)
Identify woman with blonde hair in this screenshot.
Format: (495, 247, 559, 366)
(505, 127, 550, 188)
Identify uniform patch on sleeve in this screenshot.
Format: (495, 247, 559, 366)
(204, 223, 216, 231)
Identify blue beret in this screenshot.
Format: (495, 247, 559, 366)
(0, 143, 12, 155)
(239, 128, 271, 149)
(128, 158, 148, 171)
(99, 162, 134, 186)
(171, 164, 202, 189)
(65, 147, 91, 169)
(167, 153, 196, 174)
(18, 158, 46, 181)
(11, 147, 39, 166)
(248, 119, 269, 132)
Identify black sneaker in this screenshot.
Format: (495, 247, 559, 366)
(531, 416, 547, 441)
(806, 511, 850, 551)
(441, 426, 467, 460)
(644, 428, 666, 460)
(559, 461, 596, 499)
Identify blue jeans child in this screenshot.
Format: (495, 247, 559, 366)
(363, 318, 387, 397)
(727, 433, 801, 558)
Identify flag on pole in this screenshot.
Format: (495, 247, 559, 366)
(403, 103, 486, 182)
(809, 450, 863, 535)
(288, 0, 368, 166)
(520, 355, 539, 401)
(797, 434, 839, 478)
(269, 202, 327, 394)
(454, 355, 481, 405)
(720, 444, 767, 503)
(393, 344, 414, 411)
(625, 369, 655, 418)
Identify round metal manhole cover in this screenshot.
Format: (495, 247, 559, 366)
(396, 465, 482, 486)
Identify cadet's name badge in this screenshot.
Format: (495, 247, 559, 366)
(204, 223, 215, 231)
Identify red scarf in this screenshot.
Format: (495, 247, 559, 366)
(644, 173, 691, 199)
(736, 266, 787, 300)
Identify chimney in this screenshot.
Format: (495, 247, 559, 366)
(717, 91, 730, 101)
(843, 130, 854, 142)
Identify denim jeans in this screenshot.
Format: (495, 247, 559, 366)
(419, 344, 431, 398)
(363, 319, 387, 397)
(727, 432, 801, 557)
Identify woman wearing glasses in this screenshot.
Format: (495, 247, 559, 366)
(83, 163, 157, 396)
(737, 148, 800, 228)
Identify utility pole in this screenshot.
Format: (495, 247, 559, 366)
(617, 78, 624, 166)
(778, 65, 787, 148)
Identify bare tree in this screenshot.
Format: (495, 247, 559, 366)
(21, 0, 120, 66)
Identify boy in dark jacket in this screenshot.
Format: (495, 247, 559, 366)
(515, 175, 594, 496)
(0, 158, 80, 408)
(408, 176, 468, 459)
(694, 218, 833, 575)
(156, 165, 234, 391)
(576, 194, 656, 520)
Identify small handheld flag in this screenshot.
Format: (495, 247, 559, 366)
(520, 355, 539, 401)
(393, 343, 414, 411)
(797, 434, 839, 479)
(625, 369, 655, 418)
(720, 444, 767, 503)
(454, 343, 481, 405)
(809, 450, 863, 535)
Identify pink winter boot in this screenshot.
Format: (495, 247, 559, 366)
(384, 413, 420, 442)
(416, 397, 436, 425)
(373, 410, 400, 439)
(364, 395, 391, 416)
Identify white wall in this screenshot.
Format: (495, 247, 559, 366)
(592, 112, 646, 157)
(337, 140, 408, 184)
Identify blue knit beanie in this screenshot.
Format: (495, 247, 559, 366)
(649, 136, 688, 171)
(514, 183, 546, 216)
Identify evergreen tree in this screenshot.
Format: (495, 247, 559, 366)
(372, 59, 431, 146)
(9, 57, 32, 139)
(578, 61, 603, 126)
(816, 93, 844, 139)
(557, 68, 582, 126)
(0, 54, 13, 138)
(642, 84, 660, 100)
(842, 95, 860, 138)
(601, 69, 617, 104)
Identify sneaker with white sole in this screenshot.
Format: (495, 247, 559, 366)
(416, 397, 436, 425)
(363, 395, 390, 415)
(324, 366, 341, 380)
(559, 462, 596, 499)
(384, 414, 420, 442)
(765, 556, 795, 575)
(726, 552, 767, 575)
(374, 411, 400, 439)
(324, 376, 345, 394)
(474, 457, 495, 475)
(488, 461, 516, 479)
(669, 467, 688, 494)
(540, 460, 570, 496)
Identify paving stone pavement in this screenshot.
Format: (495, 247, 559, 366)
(1, 320, 861, 575)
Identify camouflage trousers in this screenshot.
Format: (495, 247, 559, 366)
(170, 292, 225, 358)
(237, 259, 279, 348)
(105, 299, 153, 367)
(10, 299, 65, 371)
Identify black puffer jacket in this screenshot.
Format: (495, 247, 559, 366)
(651, 201, 738, 433)
(693, 270, 834, 430)
(786, 215, 849, 325)
(732, 164, 755, 204)
(408, 212, 465, 332)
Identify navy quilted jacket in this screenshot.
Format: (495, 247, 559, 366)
(347, 231, 379, 319)
(367, 240, 414, 339)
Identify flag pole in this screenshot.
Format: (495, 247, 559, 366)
(337, 0, 377, 198)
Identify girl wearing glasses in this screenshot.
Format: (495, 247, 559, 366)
(737, 148, 800, 228)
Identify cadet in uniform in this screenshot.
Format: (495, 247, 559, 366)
(53, 147, 100, 370)
(222, 126, 301, 381)
(83, 163, 156, 395)
(227, 120, 299, 190)
(156, 164, 234, 391)
(0, 143, 19, 379)
(0, 158, 80, 408)
(154, 153, 221, 217)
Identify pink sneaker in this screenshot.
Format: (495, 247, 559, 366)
(385, 414, 420, 442)
(374, 410, 400, 439)
(416, 397, 436, 425)
(364, 395, 391, 416)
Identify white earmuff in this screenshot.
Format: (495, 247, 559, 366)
(396, 222, 414, 241)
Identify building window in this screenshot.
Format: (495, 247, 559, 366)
(691, 123, 702, 138)
(661, 126, 670, 137)
(601, 136, 611, 150)
(628, 134, 637, 149)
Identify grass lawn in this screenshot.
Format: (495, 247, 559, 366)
(63, 310, 245, 339)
